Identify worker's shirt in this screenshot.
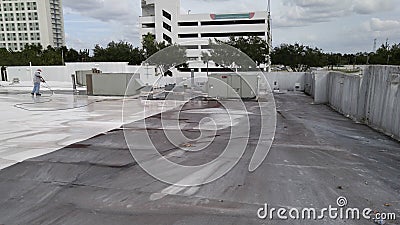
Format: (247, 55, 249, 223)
(33, 72, 41, 83)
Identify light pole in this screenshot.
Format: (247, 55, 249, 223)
(266, 0, 272, 72)
(353, 55, 357, 70)
(190, 69, 194, 100)
(206, 61, 209, 76)
(29, 62, 32, 80)
(203, 59, 209, 76)
(61, 48, 65, 66)
(387, 55, 391, 65)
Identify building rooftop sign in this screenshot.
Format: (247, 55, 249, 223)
(210, 12, 255, 20)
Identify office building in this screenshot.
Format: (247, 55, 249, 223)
(0, 0, 65, 51)
(140, 0, 270, 63)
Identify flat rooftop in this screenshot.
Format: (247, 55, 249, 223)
(0, 92, 399, 224)
(0, 87, 181, 170)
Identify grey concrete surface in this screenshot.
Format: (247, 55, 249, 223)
(0, 93, 399, 225)
(0, 93, 182, 170)
(305, 66, 400, 141)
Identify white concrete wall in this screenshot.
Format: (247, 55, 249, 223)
(7, 66, 68, 82)
(306, 66, 400, 141)
(304, 72, 313, 96)
(306, 71, 328, 100)
(6, 62, 138, 83)
(327, 72, 363, 120)
(264, 72, 306, 92)
(361, 66, 400, 140)
(311, 71, 330, 104)
(282, 66, 400, 140)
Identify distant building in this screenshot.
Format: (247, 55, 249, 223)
(140, 0, 269, 62)
(0, 0, 65, 51)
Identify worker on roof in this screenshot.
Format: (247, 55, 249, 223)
(31, 69, 45, 96)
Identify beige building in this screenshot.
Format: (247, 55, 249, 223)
(0, 0, 65, 51)
(140, 0, 271, 68)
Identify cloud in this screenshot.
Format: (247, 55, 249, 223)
(182, 0, 266, 14)
(64, 0, 139, 24)
(63, 0, 141, 48)
(65, 33, 87, 50)
(274, 0, 349, 27)
(275, 0, 397, 28)
(369, 18, 400, 32)
(353, 0, 395, 14)
(284, 0, 348, 9)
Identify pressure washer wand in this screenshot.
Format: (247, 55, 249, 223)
(42, 78, 55, 94)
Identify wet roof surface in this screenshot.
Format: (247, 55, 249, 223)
(0, 92, 179, 170)
(0, 93, 399, 225)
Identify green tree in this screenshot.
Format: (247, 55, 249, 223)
(141, 33, 168, 59)
(62, 47, 81, 63)
(272, 43, 330, 71)
(354, 52, 368, 65)
(92, 44, 107, 62)
(141, 33, 187, 74)
(271, 43, 306, 71)
(224, 36, 270, 65)
(42, 45, 62, 65)
(78, 49, 91, 62)
(202, 38, 257, 71)
(369, 44, 388, 64)
(130, 48, 145, 65)
(0, 48, 13, 66)
(146, 44, 187, 74)
(369, 43, 400, 65)
(388, 44, 400, 65)
(18, 44, 43, 66)
(93, 41, 144, 65)
(326, 53, 341, 70)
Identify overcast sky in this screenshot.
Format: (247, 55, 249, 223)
(63, 0, 400, 53)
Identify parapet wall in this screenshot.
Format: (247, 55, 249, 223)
(307, 66, 400, 141)
(361, 66, 400, 140)
(327, 72, 363, 121)
(5, 62, 141, 83)
(265, 72, 306, 91)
